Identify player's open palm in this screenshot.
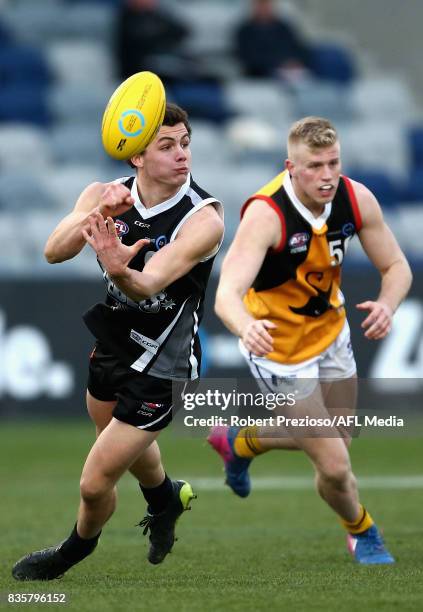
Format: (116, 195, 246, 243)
(98, 183, 135, 218)
(82, 211, 149, 276)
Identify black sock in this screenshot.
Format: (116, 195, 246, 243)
(140, 474, 173, 515)
(60, 524, 101, 564)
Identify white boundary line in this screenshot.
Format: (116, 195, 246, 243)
(185, 475, 423, 491)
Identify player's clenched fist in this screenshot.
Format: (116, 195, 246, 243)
(98, 183, 135, 218)
(241, 319, 277, 356)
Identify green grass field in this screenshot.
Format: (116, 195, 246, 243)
(1, 421, 422, 611)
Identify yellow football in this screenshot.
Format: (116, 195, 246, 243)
(101, 71, 166, 161)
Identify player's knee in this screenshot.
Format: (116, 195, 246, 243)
(318, 461, 353, 489)
(80, 475, 110, 503)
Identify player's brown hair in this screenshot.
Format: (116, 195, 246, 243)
(288, 116, 338, 152)
(163, 103, 192, 137)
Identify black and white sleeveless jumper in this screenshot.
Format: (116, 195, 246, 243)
(83, 174, 222, 381)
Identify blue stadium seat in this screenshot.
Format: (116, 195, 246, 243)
(0, 20, 13, 47)
(407, 125, 423, 170)
(400, 169, 423, 202)
(347, 168, 400, 208)
(63, 0, 119, 4)
(0, 44, 51, 86)
(310, 43, 356, 84)
(0, 84, 51, 126)
(169, 81, 233, 124)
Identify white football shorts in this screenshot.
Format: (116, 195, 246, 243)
(239, 319, 357, 399)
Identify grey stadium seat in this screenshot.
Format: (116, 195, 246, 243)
(42, 164, 112, 211)
(48, 122, 108, 166)
(47, 82, 115, 124)
(0, 169, 58, 212)
(0, 123, 52, 170)
(46, 41, 116, 85)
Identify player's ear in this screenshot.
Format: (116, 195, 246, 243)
(285, 158, 294, 174)
(130, 153, 144, 169)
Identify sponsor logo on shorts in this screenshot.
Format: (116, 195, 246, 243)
(289, 232, 310, 253)
(271, 374, 297, 387)
(114, 219, 129, 236)
(137, 402, 165, 417)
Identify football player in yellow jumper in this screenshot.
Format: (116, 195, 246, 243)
(209, 116, 412, 564)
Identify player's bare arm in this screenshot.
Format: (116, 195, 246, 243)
(44, 182, 135, 264)
(83, 204, 223, 301)
(353, 180, 413, 340)
(215, 200, 281, 356)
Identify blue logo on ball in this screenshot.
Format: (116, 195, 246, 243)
(118, 109, 145, 138)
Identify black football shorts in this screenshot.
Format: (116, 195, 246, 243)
(87, 342, 189, 431)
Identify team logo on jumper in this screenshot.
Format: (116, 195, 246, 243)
(342, 222, 355, 237)
(139, 291, 176, 314)
(114, 219, 129, 236)
(154, 235, 167, 250)
(289, 232, 310, 253)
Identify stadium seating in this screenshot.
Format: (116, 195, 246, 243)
(0, 84, 51, 126)
(1, 2, 115, 45)
(176, 1, 242, 57)
(0, 0, 422, 270)
(0, 123, 52, 169)
(169, 81, 233, 124)
(0, 169, 57, 212)
(347, 168, 401, 208)
(1, 4, 69, 45)
(350, 77, 417, 123)
(224, 79, 294, 123)
(0, 19, 12, 45)
(291, 80, 354, 122)
(400, 169, 423, 203)
(309, 43, 356, 84)
(46, 41, 115, 85)
(189, 121, 229, 165)
(48, 122, 108, 166)
(407, 125, 423, 169)
(339, 121, 408, 179)
(0, 43, 51, 86)
(42, 164, 112, 211)
(47, 82, 112, 124)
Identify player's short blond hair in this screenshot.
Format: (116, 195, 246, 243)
(288, 117, 338, 154)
